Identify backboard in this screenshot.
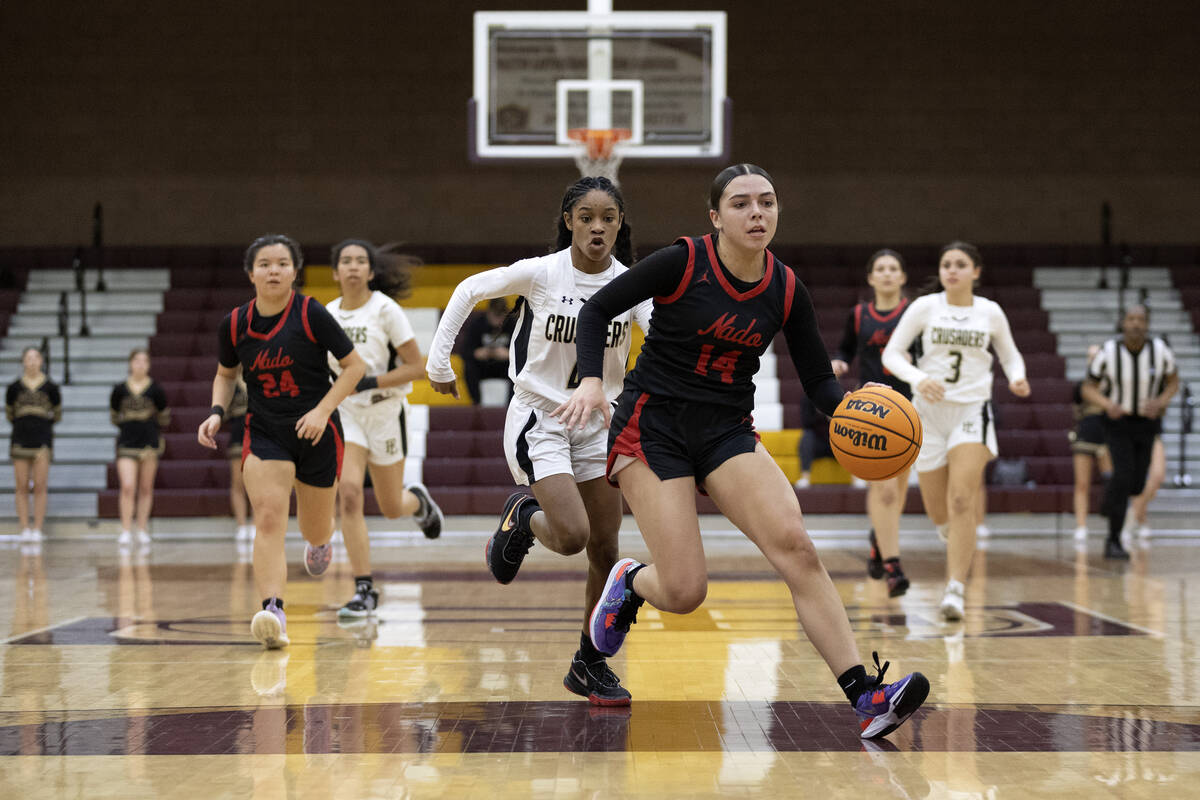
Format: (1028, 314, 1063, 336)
(471, 10, 729, 163)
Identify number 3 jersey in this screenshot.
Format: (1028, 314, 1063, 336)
(218, 291, 355, 420)
(426, 247, 653, 412)
(882, 291, 1026, 403)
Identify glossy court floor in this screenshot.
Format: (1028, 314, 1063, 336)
(2, 515, 1199, 799)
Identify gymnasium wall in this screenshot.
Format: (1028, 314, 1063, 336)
(1, 0, 1196, 250)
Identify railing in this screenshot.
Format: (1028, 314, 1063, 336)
(72, 247, 90, 337)
(56, 290, 71, 385)
(1175, 383, 1195, 488)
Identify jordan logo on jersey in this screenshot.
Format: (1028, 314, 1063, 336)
(697, 313, 764, 347)
(866, 330, 891, 347)
(250, 347, 295, 371)
(696, 271, 711, 285)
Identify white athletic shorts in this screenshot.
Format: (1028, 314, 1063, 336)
(913, 397, 998, 472)
(339, 395, 408, 466)
(504, 395, 609, 486)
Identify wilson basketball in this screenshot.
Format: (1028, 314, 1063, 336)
(828, 387, 922, 481)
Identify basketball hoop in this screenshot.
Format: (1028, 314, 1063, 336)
(568, 128, 631, 184)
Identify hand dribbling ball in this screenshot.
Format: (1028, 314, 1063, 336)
(829, 387, 922, 481)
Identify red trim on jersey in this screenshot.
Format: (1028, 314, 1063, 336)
(656, 237, 695, 304)
(854, 302, 863, 335)
(245, 291, 296, 341)
(605, 392, 650, 487)
(867, 297, 909, 323)
(704, 234, 775, 301)
(230, 307, 240, 347)
(329, 418, 344, 479)
(300, 295, 317, 344)
(781, 265, 796, 325)
(240, 412, 252, 467)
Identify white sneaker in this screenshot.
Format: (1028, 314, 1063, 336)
(793, 476, 811, 489)
(940, 580, 965, 621)
(117, 530, 133, 546)
(1137, 524, 1151, 541)
(976, 524, 990, 540)
(136, 530, 152, 546)
(235, 525, 251, 542)
(1073, 526, 1088, 542)
(851, 476, 868, 489)
(29, 529, 43, 542)
(18, 528, 34, 542)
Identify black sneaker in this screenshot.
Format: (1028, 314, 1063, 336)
(867, 529, 884, 580)
(563, 651, 632, 707)
(338, 586, 380, 618)
(1104, 539, 1131, 560)
(487, 492, 538, 584)
(407, 483, 443, 539)
(883, 560, 909, 598)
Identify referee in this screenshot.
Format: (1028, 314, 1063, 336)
(1081, 304, 1178, 559)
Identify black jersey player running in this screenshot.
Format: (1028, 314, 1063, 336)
(830, 249, 915, 596)
(555, 165, 929, 738)
(198, 234, 366, 649)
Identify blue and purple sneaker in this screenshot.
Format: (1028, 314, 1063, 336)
(304, 541, 333, 577)
(854, 651, 929, 739)
(589, 558, 645, 657)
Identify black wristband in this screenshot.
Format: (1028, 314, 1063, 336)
(355, 375, 379, 392)
(210, 404, 225, 419)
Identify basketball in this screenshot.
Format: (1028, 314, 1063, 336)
(828, 387, 922, 481)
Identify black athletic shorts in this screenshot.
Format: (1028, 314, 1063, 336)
(226, 415, 245, 460)
(243, 411, 344, 488)
(1068, 413, 1107, 456)
(606, 386, 759, 489)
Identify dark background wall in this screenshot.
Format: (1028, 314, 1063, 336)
(1, 0, 1196, 251)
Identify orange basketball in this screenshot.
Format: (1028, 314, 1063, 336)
(828, 387, 922, 481)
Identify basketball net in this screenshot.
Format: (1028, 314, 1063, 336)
(568, 128, 631, 185)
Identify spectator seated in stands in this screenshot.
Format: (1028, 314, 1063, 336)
(793, 396, 834, 489)
(462, 297, 515, 405)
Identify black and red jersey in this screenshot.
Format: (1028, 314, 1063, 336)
(218, 291, 354, 420)
(835, 299, 915, 398)
(577, 234, 844, 416)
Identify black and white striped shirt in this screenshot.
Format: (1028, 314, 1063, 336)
(1087, 336, 1177, 417)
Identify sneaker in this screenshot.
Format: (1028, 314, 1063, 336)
(793, 475, 811, 489)
(117, 530, 133, 547)
(866, 530, 884, 580)
(935, 523, 949, 543)
(883, 561, 909, 598)
(236, 524, 253, 542)
(589, 558, 645, 657)
(304, 541, 333, 576)
(1073, 526, 1088, 543)
(136, 530, 152, 546)
(338, 586, 380, 618)
(855, 651, 930, 739)
(18, 528, 33, 542)
(486, 492, 538, 584)
(563, 651, 632, 707)
(1137, 524, 1151, 541)
(407, 483, 443, 539)
(28, 529, 43, 543)
(976, 524, 990, 540)
(940, 579, 965, 621)
(251, 603, 289, 649)
(1104, 539, 1130, 560)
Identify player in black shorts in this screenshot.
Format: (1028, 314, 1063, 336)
(198, 234, 366, 649)
(830, 249, 915, 596)
(556, 164, 929, 739)
(7, 346, 61, 542)
(111, 348, 170, 548)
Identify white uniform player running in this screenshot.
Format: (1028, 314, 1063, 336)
(327, 239, 444, 624)
(427, 177, 651, 707)
(883, 241, 1029, 621)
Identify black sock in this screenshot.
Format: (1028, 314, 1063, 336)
(884, 557, 901, 571)
(355, 575, 373, 592)
(517, 497, 540, 531)
(578, 630, 604, 664)
(261, 597, 284, 610)
(838, 664, 869, 704)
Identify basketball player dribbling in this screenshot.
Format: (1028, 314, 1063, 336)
(198, 234, 367, 649)
(882, 242, 1029, 621)
(427, 176, 652, 706)
(555, 164, 929, 738)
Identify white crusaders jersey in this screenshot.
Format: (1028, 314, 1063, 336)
(327, 291, 417, 406)
(427, 248, 653, 411)
(882, 292, 1026, 403)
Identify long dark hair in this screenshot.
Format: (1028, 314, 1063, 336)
(554, 176, 634, 266)
(920, 240, 982, 295)
(244, 233, 304, 287)
(708, 163, 776, 211)
(374, 242, 417, 301)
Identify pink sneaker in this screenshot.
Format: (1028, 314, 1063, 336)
(304, 542, 332, 576)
